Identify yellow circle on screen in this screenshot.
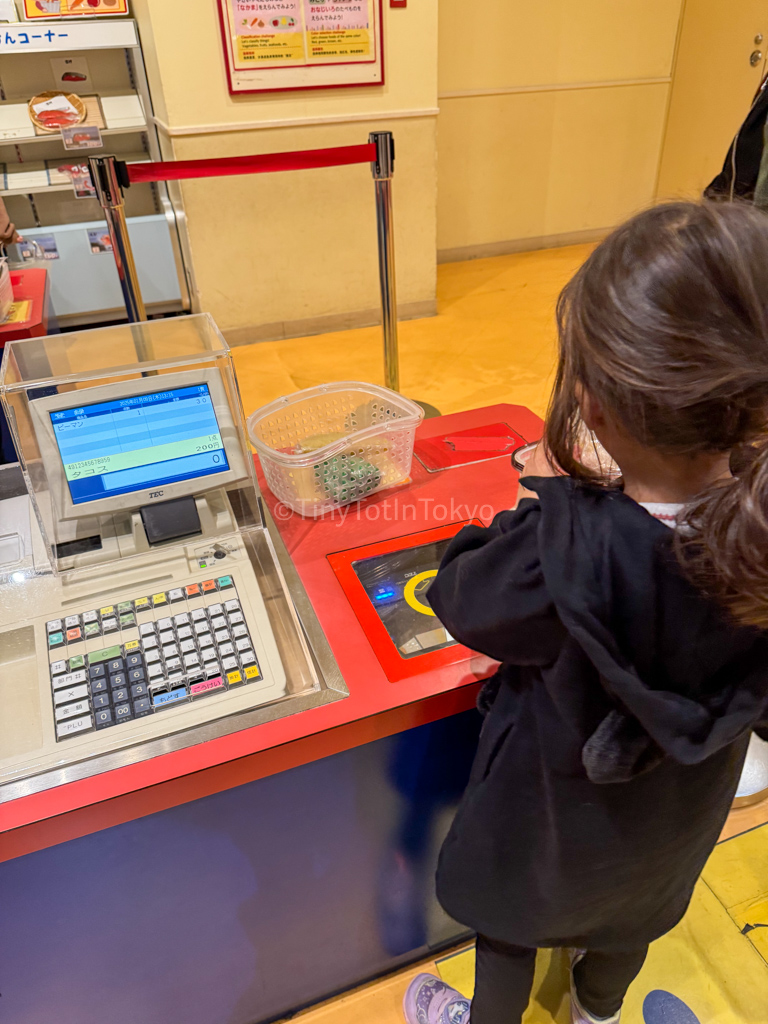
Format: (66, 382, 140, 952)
(403, 570, 438, 616)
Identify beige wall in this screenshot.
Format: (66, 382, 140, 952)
(132, 2, 753, 334)
(437, 0, 684, 259)
(657, 0, 768, 200)
(132, 0, 438, 338)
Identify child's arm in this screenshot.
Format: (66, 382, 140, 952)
(427, 502, 566, 666)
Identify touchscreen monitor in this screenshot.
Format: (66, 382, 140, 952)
(49, 384, 230, 505)
(351, 538, 456, 658)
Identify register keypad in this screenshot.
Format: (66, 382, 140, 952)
(47, 576, 262, 741)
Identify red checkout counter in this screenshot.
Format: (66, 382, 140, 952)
(0, 402, 542, 1024)
(0, 268, 52, 346)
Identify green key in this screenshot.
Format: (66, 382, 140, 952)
(84, 622, 101, 638)
(68, 654, 85, 671)
(119, 613, 136, 628)
(117, 601, 134, 614)
(87, 645, 122, 665)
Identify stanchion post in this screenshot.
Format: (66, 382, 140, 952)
(370, 131, 400, 393)
(89, 156, 147, 325)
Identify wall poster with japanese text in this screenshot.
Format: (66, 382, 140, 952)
(217, 0, 383, 94)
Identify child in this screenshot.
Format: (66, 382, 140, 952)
(403, 200, 768, 1024)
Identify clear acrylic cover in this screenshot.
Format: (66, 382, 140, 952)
(0, 314, 259, 576)
(0, 315, 347, 799)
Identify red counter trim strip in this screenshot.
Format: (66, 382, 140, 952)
(126, 143, 378, 183)
(0, 685, 480, 864)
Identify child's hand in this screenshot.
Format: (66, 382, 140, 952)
(514, 443, 560, 507)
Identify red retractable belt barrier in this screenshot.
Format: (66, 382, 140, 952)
(126, 143, 378, 184)
(90, 131, 401, 389)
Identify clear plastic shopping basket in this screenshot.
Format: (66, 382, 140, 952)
(247, 382, 424, 518)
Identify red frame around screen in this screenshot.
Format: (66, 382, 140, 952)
(217, 0, 385, 95)
(327, 520, 482, 682)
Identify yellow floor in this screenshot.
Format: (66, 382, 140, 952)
(239, 248, 768, 1024)
(233, 244, 591, 423)
(435, 828, 768, 1023)
(280, 821, 768, 1024)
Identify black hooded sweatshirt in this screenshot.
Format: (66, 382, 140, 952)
(427, 476, 768, 952)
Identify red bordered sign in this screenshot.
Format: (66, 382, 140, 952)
(327, 521, 482, 682)
(217, 0, 384, 94)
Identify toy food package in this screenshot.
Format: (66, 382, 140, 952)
(24, 0, 128, 18)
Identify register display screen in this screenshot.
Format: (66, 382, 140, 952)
(352, 539, 457, 659)
(50, 384, 230, 504)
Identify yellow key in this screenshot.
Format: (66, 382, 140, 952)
(152, 593, 167, 606)
(227, 670, 243, 686)
(124, 639, 140, 651)
(245, 665, 261, 680)
(100, 605, 114, 616)
(135, 597, 150, 610)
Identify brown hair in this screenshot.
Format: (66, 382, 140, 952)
(545, 200, 768, 628)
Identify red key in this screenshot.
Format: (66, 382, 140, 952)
(66, 628, 82, 642)
(185, 584, 201, 597)
(201, 579, 217, 593)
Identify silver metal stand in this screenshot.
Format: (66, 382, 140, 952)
(370, 132, 400, 393)
(89, 146, 439, 413)
(89, 156, 147, 324)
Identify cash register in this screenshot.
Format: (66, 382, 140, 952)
(0, 314, 346, 798)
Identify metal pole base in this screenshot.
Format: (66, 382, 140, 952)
(415, 400, 441, 419)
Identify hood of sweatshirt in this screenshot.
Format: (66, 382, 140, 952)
(525, 476, 768, 782)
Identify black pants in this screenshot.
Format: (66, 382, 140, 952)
(472, 935, 648, 1023)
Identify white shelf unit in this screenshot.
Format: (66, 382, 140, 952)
(0, 19, 190, 326)
(2, 151, 148, 196)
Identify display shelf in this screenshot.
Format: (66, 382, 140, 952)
(0, 94, 146, 144)
(20, 215, 184, 321)
(0, 124, 148, 147)
(1, 152, 148, 197)
(0, 16, 191, 323)
(3, 182, 72, 198)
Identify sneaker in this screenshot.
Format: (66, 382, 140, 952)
(569, 951, 621, 1024)
(403, 973, 471, 1024)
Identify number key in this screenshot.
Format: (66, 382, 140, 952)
(114, 703, 132, 722)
